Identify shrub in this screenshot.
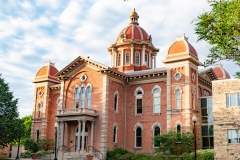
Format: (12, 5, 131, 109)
(47, 150, 54, 154)
(106, 148, 129, 159)
(36, 150, 47, 157)
(22, 138, 39, 153)
(21, 150, 32, 158)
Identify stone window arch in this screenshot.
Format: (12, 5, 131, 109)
(133, 123, 143, 148)
(134, 87, 144, 115)
(114, 91, 119, 112)
(174, 120, 183, 134)
(152, 85, 161, 113)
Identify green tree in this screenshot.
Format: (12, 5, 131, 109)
(194, 0, 240, 67)
(0, 74, 21, 147)
(153, 131, 194, 155)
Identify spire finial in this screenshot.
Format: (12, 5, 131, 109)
(129, 9, 139, 25)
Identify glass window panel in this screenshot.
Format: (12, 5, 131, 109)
(81, 87, 85, 108)
(209, 125, 213, 136)
(154, 105, 160, 113)
(238, 93, 240, 106)
(201, 117, 208, 124)
(154, 127, 160, 136)
(201, 98, 207, 108)
(202, 126, 208, 136)
(230, 94, 237, 106)
(176, 100, 181, 109)
(210, 137, 214, 148)
(126, 52, 130, 65)
(118, 54, 121, 66)
(202, 137, 209, 147)
(137, 107, 142, 114)
(154, 88, 160, 93)
(137, 99, 142, 106)
(135, 52, 140, 65)
(136, 137, 142, 147)
(226, 94, 229, 107)
(177, 125, 181, 133)
(114, 95, 118, 111)
(201, 108, 207, 116)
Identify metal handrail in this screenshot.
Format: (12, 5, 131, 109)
(56, 145, 68, 153)
(62, 145, 76, 160)
(88, 146, 103, 160)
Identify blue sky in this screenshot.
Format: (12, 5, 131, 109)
(0, 0, 239, 117)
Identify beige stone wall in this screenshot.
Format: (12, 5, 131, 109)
(213, 79, 240, 160)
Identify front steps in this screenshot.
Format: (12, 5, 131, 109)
(39, 152, 101, 160)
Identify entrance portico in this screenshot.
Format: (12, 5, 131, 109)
(55, 108, 98, 153)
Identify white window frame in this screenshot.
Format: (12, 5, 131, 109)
(226, 93, 240, 107)
(125, 52, 130, 65)
(74, 86, 80, 108)
(133, 123, 143, 148)
(135, 52, 140, 65)
(174, 120, 183, 134)
(37, 102, 42, 118)
(114, 91, 119, 113)
(80, 84, 86, 108)
(228, 129, 240, 144)
(134, 87, 144, 115)
(152, 122, 161, 148)
(152, 85, 161, 114)
(86, 83, 92, 109)
(175, 87, 182, 110)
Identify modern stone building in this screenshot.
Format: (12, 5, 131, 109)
(31, 10, 230, 159)
(213, 79, 240, 160)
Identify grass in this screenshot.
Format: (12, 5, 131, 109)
(0, 158, 11, 160)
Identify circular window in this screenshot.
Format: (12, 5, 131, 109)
(80, 74, 87, 82)
(174, 72, 182, 81)
(38, 90, 43, 97)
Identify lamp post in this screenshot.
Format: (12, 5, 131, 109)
(192, 115, 197, 160)
(54, 122, 58, 160)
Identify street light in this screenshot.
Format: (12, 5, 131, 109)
(54, 122, 58, 160)
(192, 115, 197, 160)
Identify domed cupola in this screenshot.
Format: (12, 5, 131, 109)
(213, 63, 230, 79)
(108, 9, 159, 72)
(33, 61, 60, 83)
(163, 35, 201, 66)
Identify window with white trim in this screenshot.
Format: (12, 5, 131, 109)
(228, 130, 240, 143)
(86, 86, 91, 108)
(113, 126, 117, 143)
(114, 92, 119, 112)
(176, 124, 181, 142)
(37, 103, 42, 118)
(145, 54, 148, 66)
(175, 89, 181, 109)
(80, 87, 85, 108)
(135, 52, 140, 65)
(136, 127, 142, 147)
(125, 52, 130, 65)
(153, 88, 161, 113)
(226, 93, 240, 107)
(136, 91, 142, 114)
(75, 88, 79, 108)
(118, 53, 121, 66)
(154, 126, 160, 147)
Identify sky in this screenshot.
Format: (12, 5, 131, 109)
(0, 0, 239, 117)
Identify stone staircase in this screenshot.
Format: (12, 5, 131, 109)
(39, 152, 101, 160)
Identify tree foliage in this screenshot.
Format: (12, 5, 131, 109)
(194, 0, 240, 66)
(0, 74, 23, 147)
(153, 131, 194, 155)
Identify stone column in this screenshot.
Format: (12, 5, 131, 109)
(60, 121, 64, 150)
(90, 121, 95, 153)
(149, 52, 152, 69)
(65, 122, 69, 149)
(141, 45, 146, 65)
(121, 48, 124, 65)
(154, 55, 156, 68)
(57, 121, 60, 148)
(77, 120, 81, 151)
(131, 44, 134, 64)
(114, 52, 117, 67)
(81, 120, 86, 152)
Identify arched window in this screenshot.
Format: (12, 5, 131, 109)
(80, 87, 85, 108)
(75, 88, 79, 108)
(37, 103, 42, 118)
(125, 52, 130, 65)
(36, 129, 40, 142)
(177, 124, 181, 141)
(154, 126, 161, 147)
(113, 125, 117, 143)
(135, 87, 144, 115)
(175, 89, 181, 109)
(152, 87, 161, 113)
(136, 127, 142, 147)
(86, 87, 91, 108)
(145, 54, 148, 66)
(118, 53, 121, 66)
(177, 125, 181, 134)
(135, 52, 140, 65)
(114, 92, 119, 112)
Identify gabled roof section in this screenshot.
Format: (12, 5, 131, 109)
(198, 67, 218, 86)
(55, 56, 109, 80)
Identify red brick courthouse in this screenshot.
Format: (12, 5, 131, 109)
(31, 10, 230, 158)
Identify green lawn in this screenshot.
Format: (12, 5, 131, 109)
(0, 158, 10, 160)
